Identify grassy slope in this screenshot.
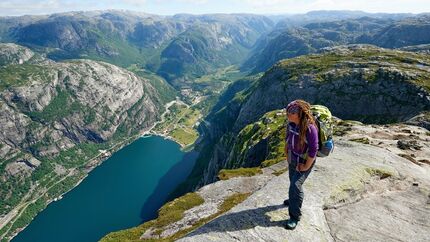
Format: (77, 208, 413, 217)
(274, 46, 430, 91)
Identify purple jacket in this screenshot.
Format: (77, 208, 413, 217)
(286, 122, 319, 164)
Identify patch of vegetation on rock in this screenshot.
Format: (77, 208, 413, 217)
(218, 167, 263, 180)
(349, 137, 371, 144)
(100, 192, 204, 242)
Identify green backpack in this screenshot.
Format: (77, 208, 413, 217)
(310, 105, 334, 157)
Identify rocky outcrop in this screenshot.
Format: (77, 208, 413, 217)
(184, 122, 430, 241)
(141, 165, 277, 240)
(105, 121, 430, 241)
(179, 137, 430, 241)
(0, 43, 35, 66)
(193, 45, 430, 190)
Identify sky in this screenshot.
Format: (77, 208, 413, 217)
(0, 0, 429, 16)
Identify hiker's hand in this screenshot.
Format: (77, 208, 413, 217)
(296, 163, 310, 172)
(297, 156, 315, 172)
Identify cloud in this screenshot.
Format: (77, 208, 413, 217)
(154, 0, 208, 4)
(115, 0, 147, 7)
(0, 0, 108, 15)
(240, 0, 430, 13)
(179, 0, 208, 3)
(0, 0, 428, 16)
(0, 0, 150, 16)
(0, 0, 70, 15)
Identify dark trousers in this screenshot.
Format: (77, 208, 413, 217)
(288, 160, 315, 221)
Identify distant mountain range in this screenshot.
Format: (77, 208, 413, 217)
(2, 10, 430, 87)
(0, 10, 273, 87)
(243, 14, 430, 73)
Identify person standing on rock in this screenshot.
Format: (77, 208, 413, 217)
(284, 99, 318, 230)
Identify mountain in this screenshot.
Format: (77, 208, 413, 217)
(184, 45, 430, 191)
(157, 14, 272, 84)
(368, 15, 430, 48)
(274, 10, 414, 29)
(0, 43, 175, 239)
(2, 11, 159, 65)
(243, 15, 430, 73)
(0, 11, 274, 88)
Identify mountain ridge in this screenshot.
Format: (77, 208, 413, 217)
(0, 10, 274, 88)
(243, 14, 430, 73)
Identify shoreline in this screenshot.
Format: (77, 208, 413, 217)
(4, 128, 193, 241)
(3, 131, 144, 241)
(3, 99, 195, 241)
(2, 131, 183, 241)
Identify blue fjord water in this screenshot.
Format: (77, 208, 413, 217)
(12, 136, 197, 242)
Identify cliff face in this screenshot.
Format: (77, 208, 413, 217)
(179, 130, 430, 242)
(194, 45, 430, 188)
(0, 43, 164, 155)
(101, 116, 430, 241)
(0, 43, 169, 235)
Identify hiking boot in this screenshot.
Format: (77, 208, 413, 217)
(285, 218, 298, 230)
(283, 199, 289, 206)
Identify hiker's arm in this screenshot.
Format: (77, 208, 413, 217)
(298, 125, 318, 171)
(285, 124, 289, 163)
(303, 155, 316, 169)
(297, 154, 316, 171)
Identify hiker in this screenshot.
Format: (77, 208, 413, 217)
(284, 99, 318, 230)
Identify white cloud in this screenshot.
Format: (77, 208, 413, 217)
(0, 0, 150, 16)
(240, 0, 430, 13)
(0, 0, 429, 16)
(0, 0, 70, 15)
(178, 0, 208, 4)
(153, 0, 208, 4)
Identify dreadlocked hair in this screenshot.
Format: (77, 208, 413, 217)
(296, 100, 316, 150)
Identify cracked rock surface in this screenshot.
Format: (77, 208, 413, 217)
(176, 137, 429, 242)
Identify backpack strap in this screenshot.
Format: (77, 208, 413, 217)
(287, 122, 310, 162)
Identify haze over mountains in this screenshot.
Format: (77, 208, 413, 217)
(244, 13, 430, 72)
(1, 10, 429, 86)
(0, 10, 274, 87)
